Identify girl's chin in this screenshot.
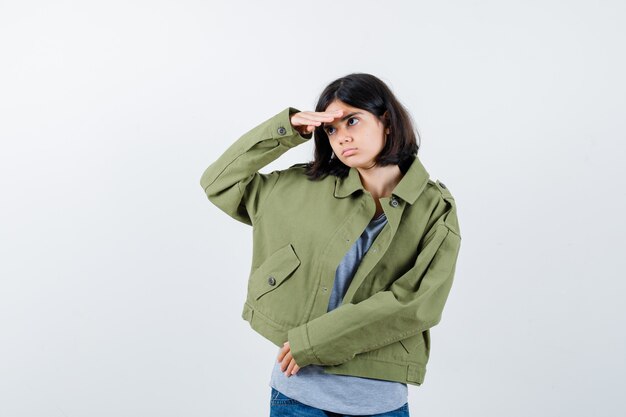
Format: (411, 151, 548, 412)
(341, 158, 380, 170)
(338, 153, 378, 168)
(338, 155, 361, 166)
(340, 160, 358, 168)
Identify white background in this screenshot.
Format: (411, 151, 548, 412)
(1, 1, 625, 416)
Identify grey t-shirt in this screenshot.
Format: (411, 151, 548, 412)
(269, 211, 408, 415)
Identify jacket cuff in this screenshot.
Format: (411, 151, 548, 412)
(287, 323, 319, 367)
(271, 107, 313, 147)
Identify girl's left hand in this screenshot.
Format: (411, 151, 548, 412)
(277, 341, 301, 377)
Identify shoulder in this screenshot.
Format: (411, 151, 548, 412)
(269, 162, 333, 190)
(418, 178, 455, 206)
(276, 162, 309, 180)
(279, 162, 328, 183)
(287, 162, 310, 171)
(421, 178, 460, 237)
(426, 178, 455, 201)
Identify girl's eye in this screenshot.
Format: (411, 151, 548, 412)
(326, 118, 358, 135)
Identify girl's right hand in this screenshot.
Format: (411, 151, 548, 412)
(290, 109, 343, 136)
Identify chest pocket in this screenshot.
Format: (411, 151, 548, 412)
(249, 243, 301, 300)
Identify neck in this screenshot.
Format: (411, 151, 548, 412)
(356, 164, 403, 200)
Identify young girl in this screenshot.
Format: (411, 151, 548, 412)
(200, 73, 462, 417)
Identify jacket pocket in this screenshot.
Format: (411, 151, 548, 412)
(398, 332, 426, 355)
(248, 243, 301, 301)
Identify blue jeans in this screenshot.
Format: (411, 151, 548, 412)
(269, 387, 410, 417)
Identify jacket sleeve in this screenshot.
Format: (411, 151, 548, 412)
(287, 199, 462, 367)
(199, 107, 312, 226)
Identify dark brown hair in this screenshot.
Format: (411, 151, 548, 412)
(304, 73, 421, 180)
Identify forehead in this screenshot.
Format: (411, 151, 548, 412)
(324, 100, 362, 113)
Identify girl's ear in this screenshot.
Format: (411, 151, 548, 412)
(382, 110, 391, 134)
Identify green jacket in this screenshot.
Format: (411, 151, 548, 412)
(199, 107, 462, 386)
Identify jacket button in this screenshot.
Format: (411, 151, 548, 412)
(277, 126, 287, 135)
(390, 197, 399, 207)
(268, 276, 276, 286)
(439, 181, 447, 189)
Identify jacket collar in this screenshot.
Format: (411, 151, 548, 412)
(333, 156, 430, 205)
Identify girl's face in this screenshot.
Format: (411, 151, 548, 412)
(322, 99, 389, 170)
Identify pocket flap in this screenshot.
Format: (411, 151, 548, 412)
(250, 243, 301, 300)
(398, 333, 425, 354)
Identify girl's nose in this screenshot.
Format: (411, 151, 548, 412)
(340, 134, 353, 144)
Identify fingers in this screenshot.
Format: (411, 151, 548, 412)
(277, 342, 301, 377)
(278, 342, 290, 372)
(277, 342, 288, 366)
(279, 352, 292, 374)
(291, 115, 323, 128)
(301, 110, 343, 121)
(291, 363, 300, 375)
(285, 359, 297, 376)
(291, 109, 343, 129)
(283, 357, 300, 377)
